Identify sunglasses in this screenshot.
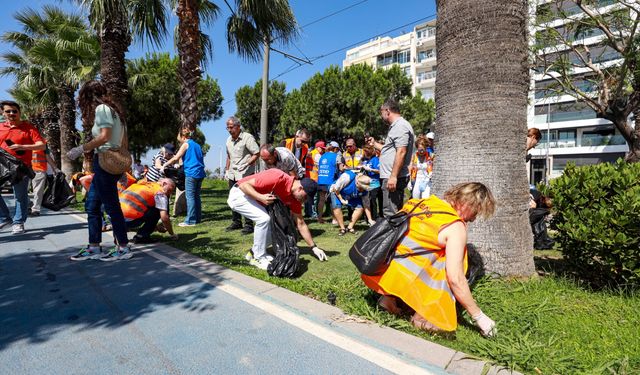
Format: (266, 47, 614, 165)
(4, 110, 19, 114)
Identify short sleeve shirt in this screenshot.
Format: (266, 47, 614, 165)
(154, 192, 169, 211)
(238, 169, 302, 214)
(0, 120, 44, 167)
(268, 147, 305, 179)
(379, 117, 415, 179)
(92, 104, 123, 153)
(226, 131, 260, 181)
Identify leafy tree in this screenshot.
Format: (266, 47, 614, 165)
(401, 92, 435, 136)
(533, 0, 640, 162)
(278, 64, 413, 143)
(234, 79, 287, 143)
(126, 53, 222, 158)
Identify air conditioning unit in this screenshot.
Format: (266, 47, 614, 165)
(416, 41, 423, 47)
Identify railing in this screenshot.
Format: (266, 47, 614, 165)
(418, 53, 436, 63)
(581, 134, 626, 146)
(534, 110, 597, 123)
(417, 71, 437, 83)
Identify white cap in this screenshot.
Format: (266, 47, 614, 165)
(426, 132, 435, 139)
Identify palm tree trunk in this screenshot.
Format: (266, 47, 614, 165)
(98, 5, 130, 115)
(58, 85, 81, 176)
(177, 0, 201, 132)
(43, 104, 61, 169)
(433, 0, 535, 277)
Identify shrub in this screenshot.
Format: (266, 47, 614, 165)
(542, 160, 640, 288)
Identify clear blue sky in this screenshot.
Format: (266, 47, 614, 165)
(0, 0, 436, 170)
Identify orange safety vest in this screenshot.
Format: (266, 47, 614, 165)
(307, 148, 321, 181)
(361, 196, 465, 332)
(343, 149, 364, 169)
(284, 137, 309, 165)
(119, 181, 163, 220)
(31, 149, 48, 172)
(410, 153, 434, 181)
(117, 172, 137, 194)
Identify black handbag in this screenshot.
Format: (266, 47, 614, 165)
(349, 199, 454, 276)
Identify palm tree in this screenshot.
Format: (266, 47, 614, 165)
(173, 0, 297, 132)
(76, 0, 170, 115)
(1, 6, 100, 174)
(433, 0, 535, 276)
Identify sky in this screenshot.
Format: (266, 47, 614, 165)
(0, 0, 437, 171)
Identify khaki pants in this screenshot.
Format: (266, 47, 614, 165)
(31, 171, 47, 212)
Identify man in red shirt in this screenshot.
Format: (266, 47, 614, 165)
(227, 168, 328, 270)
(0, 101, 45, 234)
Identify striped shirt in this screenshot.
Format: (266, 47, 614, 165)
(146, 152, 167, 182)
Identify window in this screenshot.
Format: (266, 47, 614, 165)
(581, 127, 626, 146)
(420, 89, 434, 100)
(402, 66, 411, 77)
(397, 49, 410, 64)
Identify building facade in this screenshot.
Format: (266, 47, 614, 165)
(343, 20, 437, 101)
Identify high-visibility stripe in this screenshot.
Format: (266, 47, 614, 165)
(392, 255, 453, 300)
(120, 196, 147, 214)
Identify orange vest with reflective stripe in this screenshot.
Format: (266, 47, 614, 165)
(117, 172, 137, 194)
(307, 148, 321, 181)
(32, 149, 48, 172)
(284, 137, 309, 165)
(119, 181, 163, 220)
(361, 196, 465, 332)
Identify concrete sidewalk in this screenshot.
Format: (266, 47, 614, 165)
(0, 196, 518, 374)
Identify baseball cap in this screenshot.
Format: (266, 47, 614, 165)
(315, 141, 326, 149)
(300, 177, 317, 196)
(329, 141, 340, 148)
(426, 132, 435, 140)
(163, 143, 176, 154)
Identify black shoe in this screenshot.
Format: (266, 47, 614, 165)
(131, 235, 154, 244)
(226, 223, 243, 231)
(241, 226, 254, 235)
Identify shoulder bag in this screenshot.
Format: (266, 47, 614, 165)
(98, 110, 131, 175)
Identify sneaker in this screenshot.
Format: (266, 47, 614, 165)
(249, 256, 271, 270)
(245, 250, 254, 261)
(331, 219, 338, 225)
(225, 223, 243, 231)
(70, 246, 102, 261)
(11, 224, 25, 234)
(368, 219, 376, 227)
(100, 246, 133, 262)
(178, 222, 196, 227)
(241, 226, 254, 235)
(0, 220, 11, 230)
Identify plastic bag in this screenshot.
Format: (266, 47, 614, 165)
(42, 172, 75, 211)
(267, 199, 300, 278)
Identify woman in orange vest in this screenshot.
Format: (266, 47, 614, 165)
(361, 182, 498, 337)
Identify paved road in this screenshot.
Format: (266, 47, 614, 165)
(0, 197, 450, 375)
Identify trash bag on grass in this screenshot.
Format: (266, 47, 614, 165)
(42, 172, 74, 211)
(267, 199, 299, 278)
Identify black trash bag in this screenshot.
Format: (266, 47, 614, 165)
(266, 199, 300, 278)
(0, 148, 35, 185)
(529, 208, 554, 250)
(163, 166, 185, 191)
(42, 172, 75, 211)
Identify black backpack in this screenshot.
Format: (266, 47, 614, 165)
(349, 199, 454, 276)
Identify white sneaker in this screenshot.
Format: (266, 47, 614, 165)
(11, 224, 24, 234)
(245, 251, 254, 261)
(0, 220, 11, 230)
(368, 220, 376, 227)
(249, 256, 271, 270)
(70, 246, 102, 261)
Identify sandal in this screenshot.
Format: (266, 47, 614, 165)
(338, 228, 347, 236)
(347, 228, 357, 235)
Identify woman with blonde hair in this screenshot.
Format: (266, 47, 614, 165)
(409, 135, 434, 199)
(162, 128, 205, 226)
(362, 182, 498, 337)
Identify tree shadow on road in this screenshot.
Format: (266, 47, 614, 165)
(0, 246, 224, 350)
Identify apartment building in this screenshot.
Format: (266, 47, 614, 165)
(529, 0, 629, 184)
(343, 7, 631, 184)
(343, 20, 438, 101)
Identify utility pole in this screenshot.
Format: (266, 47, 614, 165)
(260, 39, 270, 147)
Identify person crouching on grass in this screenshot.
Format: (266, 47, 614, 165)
(227, 168, 328, 270)
(361, 182, 498, 337)
(329, 170, 372, 235)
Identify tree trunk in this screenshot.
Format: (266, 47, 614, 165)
(177, 0, 201, 132)
(434, 0, 535, 277)
(42, 104, 61, 169)
(94, 6, 131, 172)
(58, 85, 81, 176)
(624, 108, 640, 162)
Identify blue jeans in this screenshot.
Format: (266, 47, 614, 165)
(185, 176, 203, 224)
(85, 155, 128, 245)
(0, 175, 30, 224)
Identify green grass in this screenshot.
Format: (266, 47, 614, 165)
(145, 179, 640, 373)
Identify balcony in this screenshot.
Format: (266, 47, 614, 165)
(534, 110, 597, 124)
(581, 134, 626, 146)
(416, 71, 437, 84)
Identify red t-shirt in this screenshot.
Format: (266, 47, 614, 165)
(0, 121, 44, 167)
(238, 169, 302, 214)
